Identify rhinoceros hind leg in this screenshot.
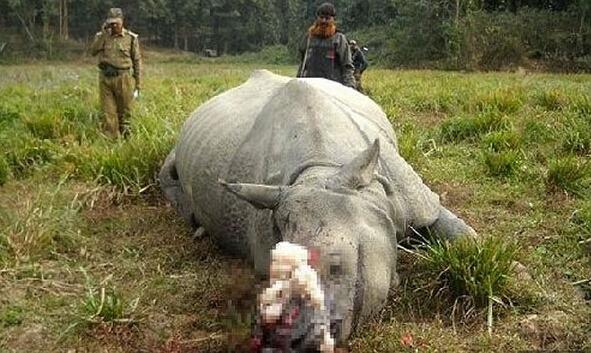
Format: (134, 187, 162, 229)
(429, 207, 477, 241)
(159, 151, 200, 229)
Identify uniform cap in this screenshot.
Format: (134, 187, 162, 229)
(316, 2, 336, 17)
(106, 8, 124, 24)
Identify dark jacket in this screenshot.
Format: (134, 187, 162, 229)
(351, 47, 368, 73)
(297, 31, 356, 88)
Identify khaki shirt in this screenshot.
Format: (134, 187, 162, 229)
(90, 28, 142, 89)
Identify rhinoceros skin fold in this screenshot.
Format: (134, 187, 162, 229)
(159, 70, 476, 342)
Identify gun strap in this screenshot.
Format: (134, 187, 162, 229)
(301, 35, 311, 76)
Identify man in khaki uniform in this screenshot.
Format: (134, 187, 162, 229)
(90, 8, 142, 138)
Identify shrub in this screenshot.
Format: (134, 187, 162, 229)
(546, 157, 591, 197)
(483, 150, 521, 177)
(460, 14, 526, 70)
(422, 236, 518, 309)
(444, 9, 590, 71)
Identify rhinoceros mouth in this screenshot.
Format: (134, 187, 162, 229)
(253, 300, 331, 352)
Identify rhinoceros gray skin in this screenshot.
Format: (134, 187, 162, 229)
(159, 70, 476, 344)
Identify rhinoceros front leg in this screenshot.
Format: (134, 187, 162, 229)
(429, 206, 477, 241)
(159, 150, 200, 229)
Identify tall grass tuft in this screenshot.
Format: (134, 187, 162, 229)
(562, 114, 591, 155)
(482, 150, 521, 177)
(481, 130, 521, 152)
(473, 87, 524, 114)
(422, 236, 518, 308)
(3, 133, 60, 178)
(22, 113, 59, 140)
(79, 268, 139, 325)
(571, 93, 591, 115)
(440, 111, 510, 143)
(76, 128, 175, 192)
(522, 118, 555, 145)
(546, 157, 591, 197)
(535, 89, 568, 111)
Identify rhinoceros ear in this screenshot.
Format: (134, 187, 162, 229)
(219, 179, 284, 210)
(328, 139, 380, 190)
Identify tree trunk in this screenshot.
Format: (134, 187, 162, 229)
(579, 11, 586, 55)
(15, 12, 36, 43)
(455, 0, 460, 28)
(63, 0, 69, 40)
(59, 0, 63, 39)
(174, 24, 179, 49)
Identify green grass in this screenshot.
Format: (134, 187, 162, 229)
(0, 155, 9, 186)
(422, 236, 518, 308)
(439, 111, 511, 143)
(546, 157, 591, 197)
(0, 179, 84, 264)
(482, 150, 521, 177)
(0, 61, 590, 353)
(561, 113, 591, 155)
(0, 306, 24, 328)
(534, 88, 569, 111)
(572, 200, 591, 236)
(78, 268, 140, 325)
(481, 130, 521, 152)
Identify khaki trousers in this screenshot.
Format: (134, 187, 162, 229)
(99, 71, 134, 138)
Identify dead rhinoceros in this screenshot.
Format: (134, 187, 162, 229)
(159, 70, 476, 344)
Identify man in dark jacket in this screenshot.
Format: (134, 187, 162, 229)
(349, 40, 368, 93)
(297, 3, 355, 89)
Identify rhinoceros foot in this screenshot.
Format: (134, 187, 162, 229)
(429, 207, 477, 240)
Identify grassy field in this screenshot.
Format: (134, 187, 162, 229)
(0, 55, 590, 352)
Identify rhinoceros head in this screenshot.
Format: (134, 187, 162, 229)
(222, 140, 399, 342)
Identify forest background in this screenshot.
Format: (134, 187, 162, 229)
(0, 0, 590, 71)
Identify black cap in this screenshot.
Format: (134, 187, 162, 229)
(316, 2, 336, 17)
